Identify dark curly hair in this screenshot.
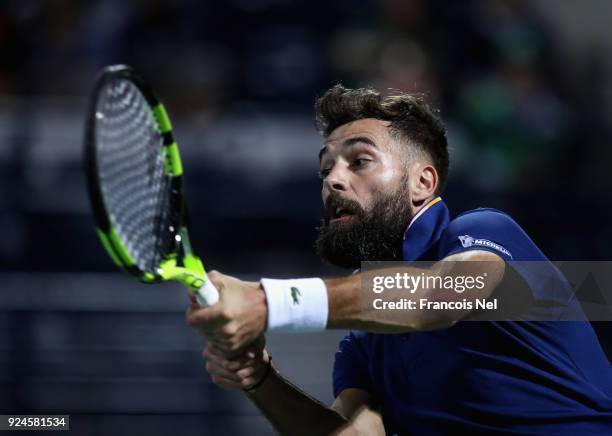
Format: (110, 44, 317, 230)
(315, 84, 449, 193)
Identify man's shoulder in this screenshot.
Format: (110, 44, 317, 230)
(440, 207, 544, 261)
(452, 207, 517, 225)
(446, 207, 527, 239)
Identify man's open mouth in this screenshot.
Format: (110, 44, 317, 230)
(330, 208, 355, 222)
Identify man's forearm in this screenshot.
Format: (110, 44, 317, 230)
(246, 364, 347, 436)
(326, 271, 461, 332)
(325, 271, 433, 332)
(325, 254, 503, 332)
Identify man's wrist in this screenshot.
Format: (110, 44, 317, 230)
(254, 283, 269, 331)
(260, 278, 329, 332)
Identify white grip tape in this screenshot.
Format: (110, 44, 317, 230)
(197, 279, 220, 306)
(260, 278, 328, 332)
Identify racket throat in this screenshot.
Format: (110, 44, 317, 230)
(158, 255, 207, 292)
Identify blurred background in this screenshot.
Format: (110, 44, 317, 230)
(0, 0, 611, 434)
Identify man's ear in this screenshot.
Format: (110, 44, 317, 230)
(409, 163, 438, 207)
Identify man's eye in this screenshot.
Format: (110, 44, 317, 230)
(352, 158, 370, 169)
(319, 169, 331, 179)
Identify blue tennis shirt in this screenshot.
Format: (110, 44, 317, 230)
(333, 198, 612, 434)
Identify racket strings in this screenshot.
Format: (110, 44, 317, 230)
(95, 78, 176, 274)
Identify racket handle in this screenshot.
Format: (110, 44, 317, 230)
(196, 279, 220, 306)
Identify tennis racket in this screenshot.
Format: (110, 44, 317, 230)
(84, 64, 219, 306)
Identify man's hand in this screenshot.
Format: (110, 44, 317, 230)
(203, 335, 270, 390)
(186, 271, 268, 355)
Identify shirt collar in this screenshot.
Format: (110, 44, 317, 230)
(402, 196, 450, 261)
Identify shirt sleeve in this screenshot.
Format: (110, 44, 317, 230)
(437, 208, 568, 310)
(438, 208, 529, 261)
(332, 331, 372, 398)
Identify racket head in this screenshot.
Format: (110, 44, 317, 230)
(84, 65, 185, 283)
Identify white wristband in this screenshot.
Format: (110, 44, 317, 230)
(260, 278, 329, 332)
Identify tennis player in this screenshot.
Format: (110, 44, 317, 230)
(187, 85, 612, 435)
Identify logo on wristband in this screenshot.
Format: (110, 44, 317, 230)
(290, 287, 301, 305)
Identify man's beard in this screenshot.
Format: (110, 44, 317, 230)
(315, 178, 413, 269)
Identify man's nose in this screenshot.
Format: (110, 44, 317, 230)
(325, 165, 349, 192)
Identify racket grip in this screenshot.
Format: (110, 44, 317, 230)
(197, 279, 219, 306)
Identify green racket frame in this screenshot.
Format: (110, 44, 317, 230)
(84, 65, 218, 304)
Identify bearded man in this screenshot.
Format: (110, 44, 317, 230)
(187, 85, 612, 435)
